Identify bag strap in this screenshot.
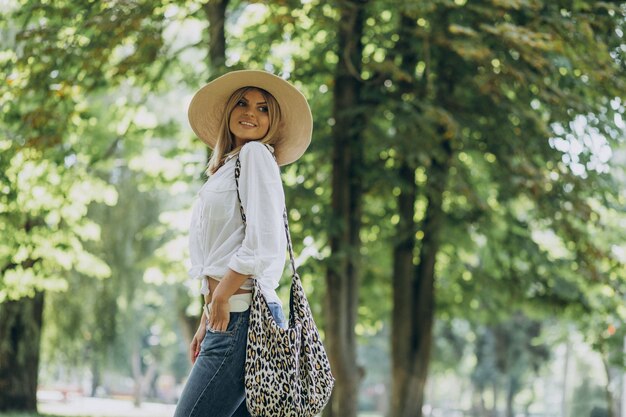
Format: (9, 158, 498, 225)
(234, 148, 299, 281)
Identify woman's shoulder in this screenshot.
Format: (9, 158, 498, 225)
(240, 141, 276, 160)
(239, 142, 281, 182)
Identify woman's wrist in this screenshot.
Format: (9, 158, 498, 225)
(210, 291, 229, 305)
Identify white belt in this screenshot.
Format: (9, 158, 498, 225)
(204, 293, 252, 318)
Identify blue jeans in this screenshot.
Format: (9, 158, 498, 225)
(174, 302, 286, 417)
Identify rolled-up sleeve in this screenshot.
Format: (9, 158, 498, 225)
(227, 142, 287, 278)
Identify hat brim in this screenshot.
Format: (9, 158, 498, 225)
(188, 70, 312, 166)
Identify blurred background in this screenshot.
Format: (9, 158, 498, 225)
(1, 1, 625, 417)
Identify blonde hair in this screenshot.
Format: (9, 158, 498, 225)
(206, 87, 282, 175)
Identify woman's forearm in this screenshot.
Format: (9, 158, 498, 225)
(211, 269, 251, 304)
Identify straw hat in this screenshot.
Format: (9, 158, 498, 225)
(188, 70, 312, 166)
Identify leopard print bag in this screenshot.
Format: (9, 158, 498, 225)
(235, 154, 334, 417)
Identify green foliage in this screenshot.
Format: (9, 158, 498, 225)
(379, 0, 626, 329)
(41, 166, 182, 373)
(1, 0, 193, 394)
(0, 143, 117, 301)
(356, 2, 626, 413)
(0, 0, 170, 300)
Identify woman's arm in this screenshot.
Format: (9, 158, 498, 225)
(209, 143, 285, 330)
(189, 301, 208, 364)
(226, 143, 286, 280)
(206, 269, 251, 332)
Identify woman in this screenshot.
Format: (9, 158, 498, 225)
(174, 70, 312, 417)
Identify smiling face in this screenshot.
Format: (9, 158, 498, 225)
(228, 88, 271, 147)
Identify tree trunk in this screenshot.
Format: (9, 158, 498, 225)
(90, 359, 101, 397)
(602, 354, 616, 417)
(391, 12, 421, 417)
(202, 0, 229, 172)
(506, 376, 517, 417)
(562, 337, 571, 417)
(391, 8, 454, 417)
(177, 287, 199, 360)
(391, 159, 419, 417)
(324, 2, 365, 417)
(131, 343, 158, 408)
(404, 159, 450, 417)
(0, 292, 45, 412)
(480, 388, 487, 417)
(132, 346, 143, 407)
(471, 387, 484, 417)
(203, 0, 228, 79)
(492, 381, 499, 417)
(391, 6, 456, 417)
(391, 123, 452, 417)
(203, 0, 229, 170)
(617, 336, 626, 417)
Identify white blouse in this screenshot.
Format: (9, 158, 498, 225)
(188, 141, 287, 305)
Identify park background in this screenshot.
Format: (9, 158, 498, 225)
(1, 1, 626, 417)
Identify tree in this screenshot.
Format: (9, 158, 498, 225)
(323, 1, 367, 416)
(0, 1, 169, 410)
(379, 1, 626, 416)
(469, 314, 550, 417)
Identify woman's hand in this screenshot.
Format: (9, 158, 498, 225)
(189, 321, 206, 364)
(207, 299, 230, 332)
(206, 270, 250, 332)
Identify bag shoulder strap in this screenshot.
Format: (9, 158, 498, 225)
(234, 147, 298, 279)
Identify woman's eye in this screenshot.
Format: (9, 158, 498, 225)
(258, 106, 268, 113)
(237, 100, 246, 107)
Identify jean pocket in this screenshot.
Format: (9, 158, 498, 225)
(206, 326, 234, 336)
(267, 302, 287, 329)
(205, 310, 246, 335)
(200, 324, 236, 354)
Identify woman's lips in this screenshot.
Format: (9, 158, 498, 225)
(239, 120, 257, 128)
